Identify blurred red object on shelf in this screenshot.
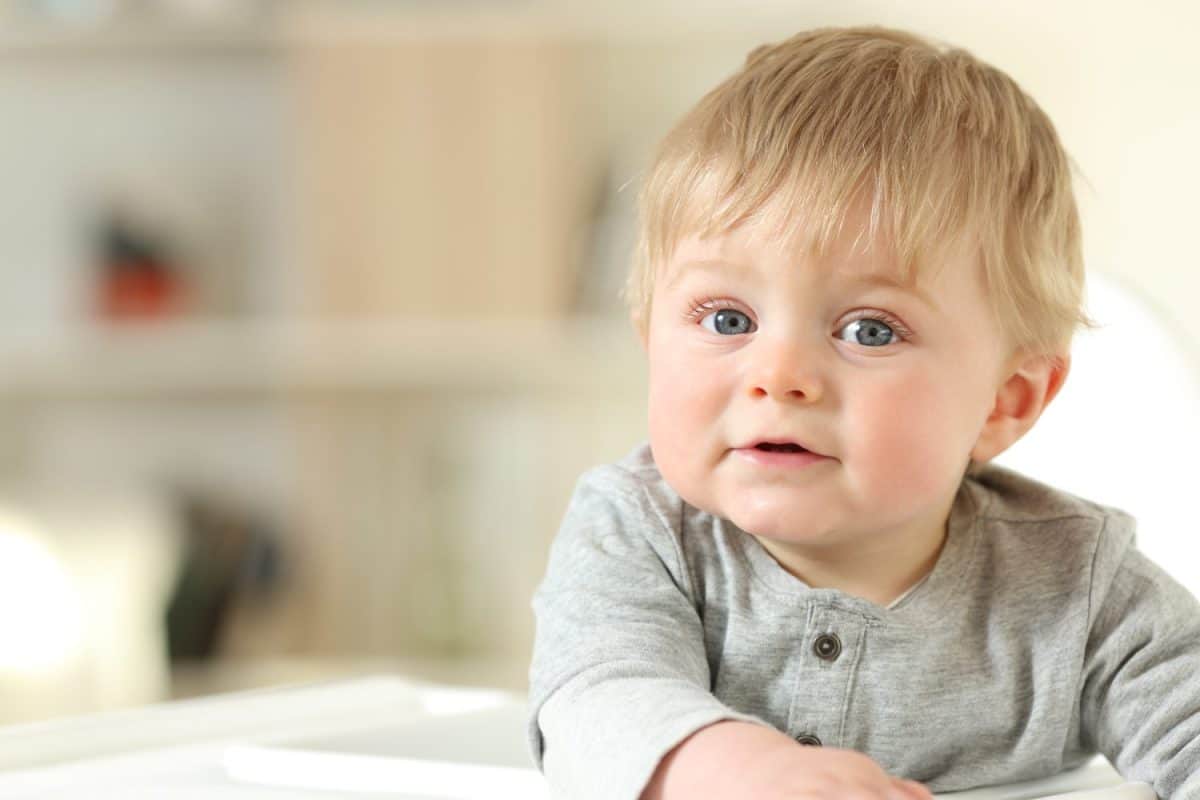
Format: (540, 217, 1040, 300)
(94, 216, 189, 321)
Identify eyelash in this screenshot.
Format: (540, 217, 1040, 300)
(840, 308, 914, 342)
(683, 296, 741, 323)
(684, 297, 914, 342)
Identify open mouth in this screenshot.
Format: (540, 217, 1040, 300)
(755, 442, 807, 453)
(737, 439, 829, 468)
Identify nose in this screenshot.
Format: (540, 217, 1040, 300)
(746, 335, 824, 403)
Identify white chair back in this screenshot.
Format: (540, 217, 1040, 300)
(997, 270, 1200, 595)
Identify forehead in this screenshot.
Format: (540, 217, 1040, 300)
(662, 217, 988, 317)
(667, 178, 921, 270)
(665, 218, 917, 289)
(650, 169, 992, 311)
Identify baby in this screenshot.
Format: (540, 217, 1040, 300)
(528, 25, 1200, 800)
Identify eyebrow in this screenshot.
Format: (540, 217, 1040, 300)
(666, 259, 939, 312)
(850, 273, 940, 312)
(664, 259, 758, 290)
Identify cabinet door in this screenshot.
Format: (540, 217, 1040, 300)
(287, 20, 593, 319)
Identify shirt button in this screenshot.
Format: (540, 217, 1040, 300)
(813, 633, 842, 662)
(796, 734, 822, 746)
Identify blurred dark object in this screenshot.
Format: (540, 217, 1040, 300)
(94, 215, 188, 321)
(165, 491, 285, 662)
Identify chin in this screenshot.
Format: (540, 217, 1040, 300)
(718, 495, 829, 541)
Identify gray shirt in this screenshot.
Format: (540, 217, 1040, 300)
(528, 443, 1200, 800)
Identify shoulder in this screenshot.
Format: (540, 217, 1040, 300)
(569, 443, 685, 534)
(966, 462, 1135, 545)
(967, 462, 1130, 526)
(553, 443, 691, 579)
(963, 463, 1137, 596)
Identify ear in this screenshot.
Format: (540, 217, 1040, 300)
(970, 353, 1070, 463)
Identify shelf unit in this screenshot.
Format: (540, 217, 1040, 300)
(0, 317, 643, 398)
(0, 6, 665, 710)
(0, 20, 280, 55)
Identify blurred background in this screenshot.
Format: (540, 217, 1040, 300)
(0, 0, 1196, 725)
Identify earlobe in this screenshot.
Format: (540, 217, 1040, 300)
(970, 354, 1070, 463)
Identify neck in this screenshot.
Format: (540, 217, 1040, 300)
(753, 499, 954, 608)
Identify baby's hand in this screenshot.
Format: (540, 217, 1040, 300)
(643, 721, 933, 800)
(746, 741, 933, 800)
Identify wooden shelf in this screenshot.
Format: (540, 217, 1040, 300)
(0, 317, 644, 398)
(0, 8, 784, 57)
(0, 19, 281, 55)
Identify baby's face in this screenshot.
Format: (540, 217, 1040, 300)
(644, 215, 1013, 558)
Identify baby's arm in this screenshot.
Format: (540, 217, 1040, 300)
(642, 721, 931, 800)
(529, 466, 925, 800)
(529, 466, 763, 799)
(1080, 534, 1200, 798)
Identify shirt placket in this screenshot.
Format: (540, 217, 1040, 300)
(785, 606, 867, 748)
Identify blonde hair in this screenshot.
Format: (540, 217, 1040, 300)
(626, 26, 1091, 354)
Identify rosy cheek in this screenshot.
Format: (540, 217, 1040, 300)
(646, 337, 727, 506)
(647, 355, 681, 431)
(647, 381, 683, 454)
(647, 348, 690, 446)
(844, 375, 961, 497)
(648, 334, 702, 410)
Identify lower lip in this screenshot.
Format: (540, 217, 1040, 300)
(734, 447, 832, 468)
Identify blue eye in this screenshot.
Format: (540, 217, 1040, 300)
(701, 309, 756, 336)
(837, 318, 896, 347)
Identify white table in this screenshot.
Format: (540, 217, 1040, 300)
(0, 676, 1151, 799)
(0, 675, 540, 799)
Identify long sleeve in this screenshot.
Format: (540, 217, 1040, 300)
(1080, 521, 1200, 799)
(527, 465, 764, 800)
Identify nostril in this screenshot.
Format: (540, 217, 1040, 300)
(749, 383, 817, 402)
(750, 390, 808, 402)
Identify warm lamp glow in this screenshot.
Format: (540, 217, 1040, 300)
(0, 515, 83, 672)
